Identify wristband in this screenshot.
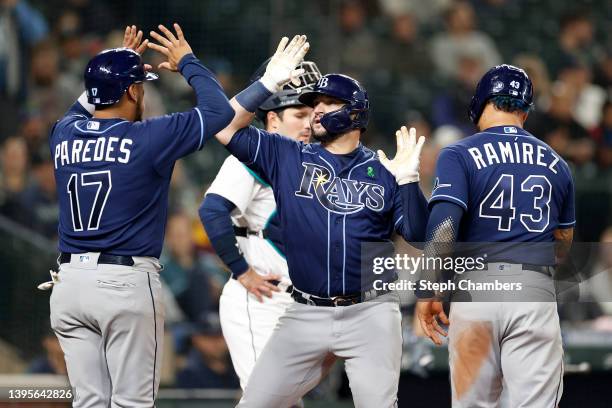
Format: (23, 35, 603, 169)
(235, 80, 273, 113)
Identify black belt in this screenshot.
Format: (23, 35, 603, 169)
(523, 264, 554, 276)
(291, 288, 361, 307)
(487, 263, 554, 276)
(59, 252, 135, 266)
(233, 226, 270, 239)
(290, 286, 391, 307)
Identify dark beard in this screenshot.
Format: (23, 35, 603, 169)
(311, 127, 342, 143)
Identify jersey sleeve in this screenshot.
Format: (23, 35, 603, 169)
(558, 172, 576, 229)
(206, 155, 258, 215)
(392, 183, 429, 243)
(225, 125, 299, 188)
(142, 109, 207, 175)
(429, 146, 470, 211)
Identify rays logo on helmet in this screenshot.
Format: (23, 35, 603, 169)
(295, 162, 385, 214)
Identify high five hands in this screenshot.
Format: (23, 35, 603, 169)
(147, 23, 194, 72)
(260, 35, 310, 92)
(378, 126, 426, 185)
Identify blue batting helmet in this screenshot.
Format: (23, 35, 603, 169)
(84, 48, 158, 106)
(468, 64, 534, 124)
(298, 74, 369, 134)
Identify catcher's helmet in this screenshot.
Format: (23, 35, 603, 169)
(298, 73, 369, 134)
(468, 64, 533, 124)
(84, 48, 158, 106)
(250, 59, 322, 122)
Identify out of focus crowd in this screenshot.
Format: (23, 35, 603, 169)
(0, 0, 610, 389)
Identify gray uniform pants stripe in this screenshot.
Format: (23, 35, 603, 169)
(50, 254, 164, 408)
(237, 292, 401, 408)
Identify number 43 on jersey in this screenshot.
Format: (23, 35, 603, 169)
(479, 174, 551, 233)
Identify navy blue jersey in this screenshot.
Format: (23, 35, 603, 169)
(429, 125, 575, 263)
(50, 55, 233, 258)
(226, 126, 426, 297)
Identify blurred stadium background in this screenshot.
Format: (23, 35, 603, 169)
(0, 0, 610, 406)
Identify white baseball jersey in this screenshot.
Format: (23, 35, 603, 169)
(206, 155, 290, 282)
(206, 155, 293, 390)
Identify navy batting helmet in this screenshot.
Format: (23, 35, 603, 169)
(249, 59, 322, 122)
(84, 48, 158, 106)
(468, 64, 533, 124)
(298, 74, 369, 134)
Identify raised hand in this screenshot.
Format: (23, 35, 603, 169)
(122, 25, 149, 55)
(260, 35, 310, 92)
(378, 126, 426, 185)
(147, 23, 193, 72)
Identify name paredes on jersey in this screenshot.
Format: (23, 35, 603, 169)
(295, 162, 384, 214)
(467, 140, 560, 174)
(54, 137, 133, 169)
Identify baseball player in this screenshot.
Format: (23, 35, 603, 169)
(47, 25, 233, 407)
(416, 65, 575, 407)
(198, 60, 321, 391)
(214, 35, 430, 407)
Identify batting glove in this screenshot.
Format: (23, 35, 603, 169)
(378, 126, 426, 185)
(260, 35, 310, 93)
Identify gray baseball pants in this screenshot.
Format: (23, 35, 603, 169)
(449, 264, 564, 408)
(236, 291, 402, 408)
(50, 253, 164, 408)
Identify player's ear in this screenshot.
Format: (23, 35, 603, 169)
(127, 84, 139, 103)
(267, 111, 280, 131)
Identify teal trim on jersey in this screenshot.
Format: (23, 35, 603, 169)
(263, 208, 286, 259)
(264, 208, 276, 229)
(265, 238, 286, 259)
(242, 164, 270, 187)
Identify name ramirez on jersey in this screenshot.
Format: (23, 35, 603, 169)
(466, 129, 561, 174)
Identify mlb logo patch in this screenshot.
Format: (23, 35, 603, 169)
(503, 126, 518, 134)
(79, 255, 91, 263)
(86, 121, 100, 130)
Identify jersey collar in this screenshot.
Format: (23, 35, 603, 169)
(480, 125, 534, 138)
(311, 142, 373, 175)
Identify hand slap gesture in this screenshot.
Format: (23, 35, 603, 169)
(122, 25, 149, 55)
(147, 23, 194, 72)
(378, 126, 426, 185)
(260, 35, 310, 92)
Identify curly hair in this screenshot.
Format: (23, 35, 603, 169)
(490, 95, 532, 114)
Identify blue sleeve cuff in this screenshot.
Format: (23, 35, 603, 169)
(229, 258, 249, 278)
(235, 81, 273, 113)
(178, 53, 198, 72)
(429, 194, 468, 211)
